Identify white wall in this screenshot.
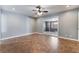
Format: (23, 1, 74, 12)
(0, 9, 78, 40)
(1, 10, 34, 39)
(59, 9, 78, 39)
(0, 10, 1, 39)
(37, 9, 78, 39)
(36, 16, 59, 33)
(78, 9, 79, 40)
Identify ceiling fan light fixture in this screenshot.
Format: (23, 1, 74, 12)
(33, 5, 48, 16)
(37, 12, 43, 16)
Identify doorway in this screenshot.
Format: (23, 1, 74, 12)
(43, 17, 59, 36)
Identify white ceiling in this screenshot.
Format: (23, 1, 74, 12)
(1, 5, 79, 17)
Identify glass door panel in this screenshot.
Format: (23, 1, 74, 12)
(43, 17, 59, 36)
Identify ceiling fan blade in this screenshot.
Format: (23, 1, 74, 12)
(36, 5, 41, 9)
(32, 9, 37, 11)
(43, 11, 48, 12)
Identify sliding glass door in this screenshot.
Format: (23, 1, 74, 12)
(43, 17, 59, 36)
(45, 21, 58, 32)
(45, 21, 50, 32)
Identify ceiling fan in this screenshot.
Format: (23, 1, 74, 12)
(32, 5, 48, 16)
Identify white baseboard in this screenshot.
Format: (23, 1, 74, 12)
(59, 36, 79, 42)
(0, 32, 79, 42)
(1, 33, 34, 40)
(0, 32, 51, 40)
(32, 32, 79, 42)
(33, 32, 46, 35)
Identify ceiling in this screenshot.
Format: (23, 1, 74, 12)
(1, 5, 79, 17)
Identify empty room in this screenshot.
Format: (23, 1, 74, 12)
(0, 5, 79, 53)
